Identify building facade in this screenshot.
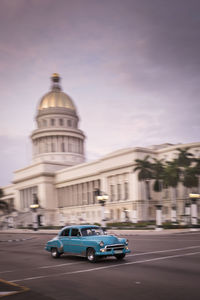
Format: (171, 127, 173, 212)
(1, 75, 200, 227)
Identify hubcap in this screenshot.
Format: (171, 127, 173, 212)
(52, 249, 57, 257)
(88, 250, 94, 261)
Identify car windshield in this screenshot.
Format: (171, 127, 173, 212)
(81, 227, 106, 236)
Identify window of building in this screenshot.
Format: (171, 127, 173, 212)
(59, 119, 63, 126)
(20, 186, 38, 209)
(51, 142, 55, 152)
(117, 184, 121, 200)
(124, 182, 129, 200)
(61, 142, 65, 152)
(43, 119, 47, 127)
(110, 185, 115, 202)
(67, 119, 72, 127)
(51, 119, 55, 126)
(69, 139, 72, 152)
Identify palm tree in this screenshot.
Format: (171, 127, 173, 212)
(151, 158, 164, 198)
(133, 155, 153, 220)
(182, 166, 198, 191)
(163, 160, 180, 222)
(176, 147, 193, 168)
(0, 188, 9, 214)
(193, 158, 200, 193)
(176, 148, 194, 207)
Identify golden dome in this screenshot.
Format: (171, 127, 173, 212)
(38, 74, 76, 111)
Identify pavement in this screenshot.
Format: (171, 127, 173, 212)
(0, 227, 199, 238)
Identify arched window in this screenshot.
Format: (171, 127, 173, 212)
(43, 119, 47, 127)
(67, 119, 72, 127)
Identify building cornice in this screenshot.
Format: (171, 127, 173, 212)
(55, 162, 134, 186)
(14, 161, 70, 174)
(31, 128, 85, 139)
(13, 172, 55, 184)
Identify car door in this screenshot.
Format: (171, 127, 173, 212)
(59, 228, 71, 253)
(69, 228, 83, 254)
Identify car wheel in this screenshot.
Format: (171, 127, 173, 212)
(86, 248, 97, 263)
(115, 253, 126, 260)
(51, 247, 60, 258)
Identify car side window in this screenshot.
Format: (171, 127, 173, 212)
(71, 228, 80, 237)
(61, 229, 70, 236)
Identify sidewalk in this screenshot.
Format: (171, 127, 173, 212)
(0, 228, 199, 236)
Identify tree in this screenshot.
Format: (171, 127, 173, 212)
(163, 160, 180, 212)
(182, 166, 198, 191)
(133, 155, 153, 199)
(176, 147, 193, 168)
(151, 158, 164, 193)
(0, 188, 4, 199)
(133, 156, 153, 220)
(0, 188, 9, 213)
(176, 147, 194, 201)
(193, 158, 200, 193)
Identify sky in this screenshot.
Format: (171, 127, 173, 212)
(0, 0, 200, 186)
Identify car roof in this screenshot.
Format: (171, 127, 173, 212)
(61, 225, 99, 231)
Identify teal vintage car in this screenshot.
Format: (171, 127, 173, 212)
(45, 225, 131, 262)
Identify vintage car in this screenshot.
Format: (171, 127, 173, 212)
(45, 225, 131, 262)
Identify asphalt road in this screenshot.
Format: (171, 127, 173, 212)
(0, 231, 200, 300)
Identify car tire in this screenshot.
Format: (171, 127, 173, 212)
(51, 247, 60, 258)
(86, 248, 97, 263)
(115, 253, 126, 260)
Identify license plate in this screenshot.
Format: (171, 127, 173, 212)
(115, 250, 122, 254)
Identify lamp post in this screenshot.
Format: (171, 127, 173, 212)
(97, 194, 108, 227)
(189, 193, 199, 228)
(30, 193, 39, 231)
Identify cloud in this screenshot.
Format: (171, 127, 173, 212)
(0, 0, 200, 185)
(0, 135, 31, 186)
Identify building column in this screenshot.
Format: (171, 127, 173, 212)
(191, 198, 198, 226)
(171, 205, 177, 224)
(156, 205, 163, 230)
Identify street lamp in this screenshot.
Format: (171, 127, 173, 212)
(97, 194, 108, 227)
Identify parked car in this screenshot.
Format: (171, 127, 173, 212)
(45, 225, 131, 262)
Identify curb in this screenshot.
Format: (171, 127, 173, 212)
(0, 228, 199, 236)
(0, 237, 35, 243)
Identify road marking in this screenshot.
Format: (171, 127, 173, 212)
(10, 251, 200, 283)
(128, 245, 200, 257)
(38, 262, 83, 269)
(0, 278, 29, 298)
(0, 271, 14, 274)
(2, 245, 200, 275)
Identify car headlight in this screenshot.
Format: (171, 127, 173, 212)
(125, 239, 129, 245)
(99, 241, 104, 247)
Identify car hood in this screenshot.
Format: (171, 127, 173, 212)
(83, 235, 121, 245)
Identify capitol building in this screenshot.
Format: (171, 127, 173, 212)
(1, 74, 200, 227)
